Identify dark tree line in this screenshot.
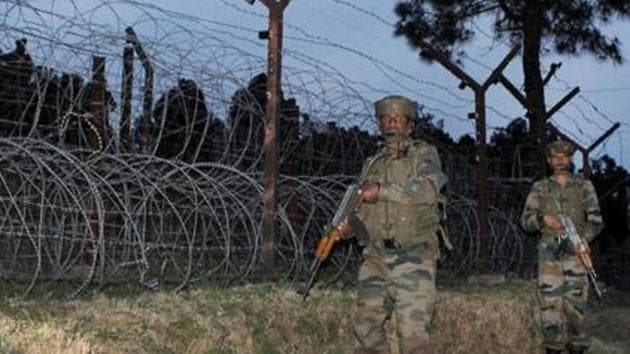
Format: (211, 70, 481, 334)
(150, 72, 379, 176)
(0, 39, 116, 147)
(590, 155, 630, 288)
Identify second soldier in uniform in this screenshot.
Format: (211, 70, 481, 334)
(521, 140, 603, 354)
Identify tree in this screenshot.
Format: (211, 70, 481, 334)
(589, 155, 629, 287)
(394, 0, 630, 144)
(8, 61, 116, 148)
(227, 73, 301, 171)
(412, 107, 455, 147)
(153, 79, 212, 162)
(0, 39, 34, 136)
(488, 117, 547, 178)
(591, 155, 629, 246)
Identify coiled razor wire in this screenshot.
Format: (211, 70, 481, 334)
(0, 137, 531, 298)
(0, 1, 538, 297)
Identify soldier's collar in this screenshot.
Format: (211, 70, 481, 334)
(548, 173, 577, 185)
(378, 136, 412, 158)
(379, 133, 412, 144)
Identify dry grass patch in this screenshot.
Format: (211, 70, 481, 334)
(432, 280, 541, 354)
(0, 317, 106, 353)
(0, 280, 573, 354)
(0, 284, 355, 354)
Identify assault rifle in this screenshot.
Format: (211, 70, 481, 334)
(301, 152, 386, 301)
(555, 215, 604, 300)
(300, 185, 361, 301)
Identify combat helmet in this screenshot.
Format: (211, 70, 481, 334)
(374, 95, 417, 121)
(545, 140, 575, 157)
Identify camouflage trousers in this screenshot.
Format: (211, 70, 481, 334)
(353, 237, 437, 354)
(537, 242, 589, 350)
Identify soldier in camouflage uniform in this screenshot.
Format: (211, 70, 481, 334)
(339, 95, 447, 354)
(520, 140, 603, 354)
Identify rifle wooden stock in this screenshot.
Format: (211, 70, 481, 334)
(315, 228, 343, 260)
(301, 186, 360, 301)
(302, 226, 344, 301)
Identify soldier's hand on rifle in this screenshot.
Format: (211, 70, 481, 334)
(336, 219, 352, 239)
(361, 182, 380, 204)
(573, 240, 590, 255)
(543, 214, 564, 232)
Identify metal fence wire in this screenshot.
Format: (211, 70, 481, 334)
(0, 137, 533, 298)
(0, 0, 553, 297)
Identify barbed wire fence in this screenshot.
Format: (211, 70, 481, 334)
(0, 0, 624, 298)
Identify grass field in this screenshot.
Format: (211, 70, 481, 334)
(0, 280, 627, 353)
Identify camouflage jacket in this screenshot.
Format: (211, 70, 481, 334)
(520, 174, 603, 243)
(356, 137, 447, 247)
